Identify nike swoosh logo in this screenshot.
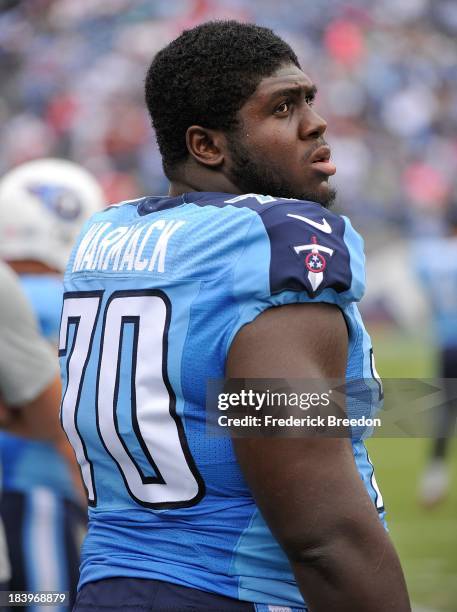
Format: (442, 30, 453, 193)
(287, 213, 332, 234)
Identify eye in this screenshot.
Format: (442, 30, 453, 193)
(275, 101, 290, 115)
(305, 95, 315, 107)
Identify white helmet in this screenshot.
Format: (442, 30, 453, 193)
(0, 158, 105, 272)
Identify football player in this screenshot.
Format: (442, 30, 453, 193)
(0, 260, 77, 596)
(416, 206, 457, 506)
(0, 159, 104, 610)
(61, 22, 411, 612)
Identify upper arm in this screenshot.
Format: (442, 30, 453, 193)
(227, 302, 382, 556)
(227, 202, 410, 609)
(0, 263, 58, 406)
(227, 301, 347, 379)
(225, 201, 376, 557)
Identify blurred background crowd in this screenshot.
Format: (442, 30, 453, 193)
(1, 0, 456, 240)
(1, 1, 457, 610)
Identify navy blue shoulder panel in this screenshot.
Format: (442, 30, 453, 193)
(137, 195, 185, 215)
(257, 199, 353, 297)
(182, 191, 281, 212)
(137, 191, 256, 215)
(136, 192, 257, 215)
(137, 190, 304, 215)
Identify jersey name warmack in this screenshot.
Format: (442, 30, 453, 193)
(72, 220, 185, 274)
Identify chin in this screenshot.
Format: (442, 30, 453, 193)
(297, 184, 337, 209)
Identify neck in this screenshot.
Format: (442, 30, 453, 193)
(168, 162, 242, 197)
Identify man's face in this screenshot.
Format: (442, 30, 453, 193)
(225, 63, 336, 207)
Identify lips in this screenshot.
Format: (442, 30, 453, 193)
(309, 145, 336, 176)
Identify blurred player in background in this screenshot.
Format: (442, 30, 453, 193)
(0, 260, 80, 601)
(0, 159, 104, 609)
(62, 21, 410, 611)
(415, 205, 457, 507)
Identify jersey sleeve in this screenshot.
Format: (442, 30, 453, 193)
(0, 263, 58, 406)
(227, 200, 366, 351)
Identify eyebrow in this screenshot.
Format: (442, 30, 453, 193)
(269, 83, 318, 100)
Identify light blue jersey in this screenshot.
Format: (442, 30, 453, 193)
(0, 274, 76, 500)
(59, 192, 384, 609)
(20, 275, 63, 343)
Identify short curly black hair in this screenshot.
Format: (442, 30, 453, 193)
(145, 20, 300, 178)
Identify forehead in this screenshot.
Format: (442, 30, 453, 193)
(247, 63, 315, 105)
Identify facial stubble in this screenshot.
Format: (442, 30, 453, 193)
(225, 133, 336, 208)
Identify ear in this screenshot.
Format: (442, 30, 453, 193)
(185, 126, 225, 168)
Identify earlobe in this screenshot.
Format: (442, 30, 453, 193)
(186, 126, 224, 167)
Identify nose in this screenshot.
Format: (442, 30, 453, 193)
(299, 107, 327, 140)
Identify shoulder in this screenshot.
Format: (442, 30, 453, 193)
(163, 192, 365, 303)
(226, 195, 365, 303)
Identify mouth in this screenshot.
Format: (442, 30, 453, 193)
(309, 145, 336, 177)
